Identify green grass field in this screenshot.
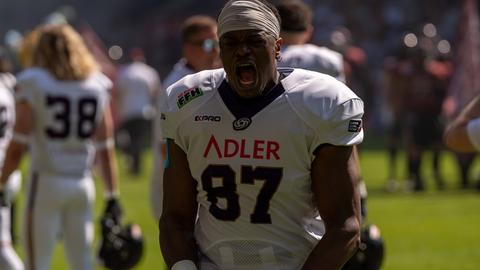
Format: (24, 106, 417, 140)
(12, 148, 480, 269)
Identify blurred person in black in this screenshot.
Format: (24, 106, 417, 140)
(383, 46, 412, 191)
(114, 47, 161, 176)
(384, 27, 451, 192)
(406, 29, 450, 191)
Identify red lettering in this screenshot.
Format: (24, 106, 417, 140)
(266, 141, 280, 160)
(252, 140, 265, 159)
(240, 139, 251, 158)
(204, 136, 279, 160)
(203, 135, 222, 158)
(224, 139, 239, 158)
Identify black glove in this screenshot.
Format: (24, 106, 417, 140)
(0, 189, 9, 207)
(103, 198, 123, 223)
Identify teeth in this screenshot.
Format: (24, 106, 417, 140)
(238, 63, 253, 68)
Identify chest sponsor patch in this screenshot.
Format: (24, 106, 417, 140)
(194, 115, 221, 122)
(348, 119, 362, 132)
(177, 87, 203, 108)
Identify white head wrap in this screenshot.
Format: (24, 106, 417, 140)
(218, 0, 280, 38)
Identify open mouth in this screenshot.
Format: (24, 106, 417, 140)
(235, 62, 257, 87)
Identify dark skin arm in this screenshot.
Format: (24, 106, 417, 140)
(159, 138, 198, 267)
(444, 95, 480, 152)
(301, 144, 361, 270)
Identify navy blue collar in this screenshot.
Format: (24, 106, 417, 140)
(218, 73, 288, 120)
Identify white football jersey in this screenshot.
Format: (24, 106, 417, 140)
(279, 44, 346, 83)
(116, 62, 160, 121)
(0, 73, 16, 166)
(160, 68, 363, 269)
(16, 68, 111, 176)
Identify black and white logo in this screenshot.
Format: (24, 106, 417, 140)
(232, 117, 251, 131)
(348, 119, 362, 132)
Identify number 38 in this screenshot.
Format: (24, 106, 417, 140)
(201, 164, 283, 224)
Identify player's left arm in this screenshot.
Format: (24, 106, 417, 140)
(301, 144, 361, 270)
(159, 138, 198, 268)
(0, 101, 32, 194)
(444, 95, 480, 152)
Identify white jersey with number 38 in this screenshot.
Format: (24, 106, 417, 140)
(16, 68, 111, 176)
(160, 68, 363, 270)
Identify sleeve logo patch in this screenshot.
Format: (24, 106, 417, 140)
(177, 87, 204, 108)
(348, 119, 362, 132)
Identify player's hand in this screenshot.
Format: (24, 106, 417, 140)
(0, 189, 10, 207)
(103, 197, 123, 223)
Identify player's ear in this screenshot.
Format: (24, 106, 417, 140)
(275, 38, 283, 60)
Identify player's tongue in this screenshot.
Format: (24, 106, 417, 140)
(236, 64, 256, 86)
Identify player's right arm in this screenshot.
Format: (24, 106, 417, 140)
(159, 138, 198, 268)
(94, 104, 119, 196)
(93, 103, 123, 222)
(444, 95, 480, 152)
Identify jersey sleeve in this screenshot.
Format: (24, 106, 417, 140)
(286, 70, 364, 153)
(158, 85, 177, 141)
(314, 98, 364, 147)
(15, 69, 38, 105)
(91, 72, 113, 125)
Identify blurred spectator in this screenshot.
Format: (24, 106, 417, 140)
(115, 47, 161, 176)
(162, 15, 221, 87)
(405, 28, 451, 191)
(382, 47, 413, 191)
(383, 25, 452, 192)
(150, 15, 221, 220)
(277, 0, 345, 82)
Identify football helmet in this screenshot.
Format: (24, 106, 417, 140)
(342, 224, 385, 270)
(97, 215, 144, 270)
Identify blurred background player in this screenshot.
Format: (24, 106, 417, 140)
(162, 15, 222, 87)
(150, 15, 221, 220)
(276, 0, 345, 82)
(0, 24, 122, 270)
(114, 47, 161, 176)
(382, 46, 412, 191)
(0, 46, 24, 270)
(404, 27, 449, 191)
(383, 26, 451, 192)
